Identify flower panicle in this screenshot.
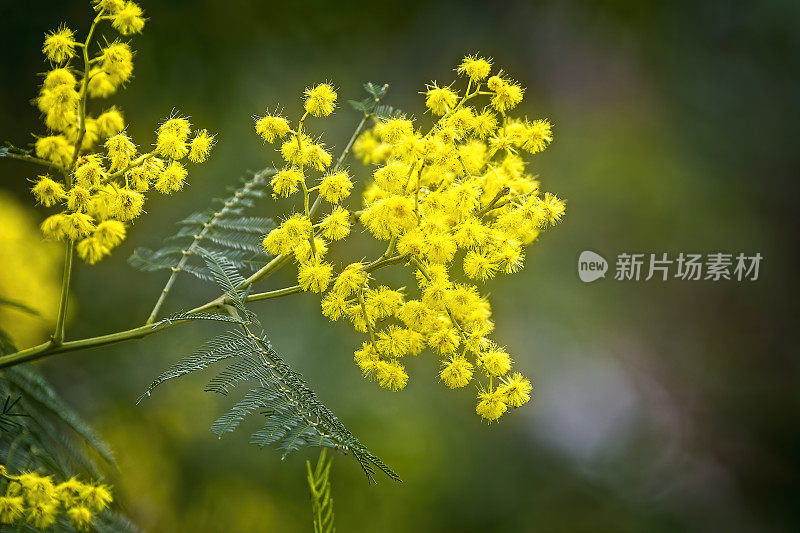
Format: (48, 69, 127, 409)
(256, 54, 561, 421)
(29, 3, 215, 265)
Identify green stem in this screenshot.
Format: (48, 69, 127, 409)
(0, 319, 190, 370)
(69, 11, 103, 170)
(0, 152, 61, 170)
(188, 285, 303, 313)
(51, 242, 74, 345)
(477, 186, 510, 216)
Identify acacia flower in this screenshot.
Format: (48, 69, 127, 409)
(42, 26, 77, 64)
(31, 176, 66, 207)
(457, 54, 492, 81)
(425, 83, 458, 115)
(476, 388, 508, 421)
(298, 258, 332, 293)
(440, 357, 474, 388)
(318, 171, 353, 203)
(188, 129, 215, 163)
(112, 1, 146, 35)
(304, 83, 337, 117)
(255, 114, 290, 143)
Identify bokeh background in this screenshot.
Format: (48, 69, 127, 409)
(1, 0, 799, 531)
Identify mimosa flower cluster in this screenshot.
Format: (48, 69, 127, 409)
(0, 465, 112, 531)
(257, 56, 565, 421)
(30, 0, 214, 264)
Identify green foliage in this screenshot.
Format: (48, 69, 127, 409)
(348, 81, 403, 119)
(307, 449, 335, 533)
(128, 169, 276, 281)
(140, 249, 401, 483)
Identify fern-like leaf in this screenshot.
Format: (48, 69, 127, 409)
(128, 169, 276, 283)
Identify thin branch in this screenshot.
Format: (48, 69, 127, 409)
(0, 318, 193, 370)
(0, 152, 61, 170)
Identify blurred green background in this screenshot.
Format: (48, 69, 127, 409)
(2, 0, 799, 531)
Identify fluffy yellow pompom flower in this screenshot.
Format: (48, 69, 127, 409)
(293, 237, 328, 262)
(376, 325, 411, 358)
(304, 83, 337, 117)
(497, 372, 532, 407)
(42, 26, 77, 64)
(60, 212, 95, 240)
(320, 206, 351, 241)
(540, 192, 566, 226)
(457, 55, 492, 81)
(110, 187, 144, 220)
(112, 1, 146, 35)
(425, 83, 458, 115)
(488, 76, 524, 114)
(96, 108, 125, 137)
(76, 237, 108, 264)
(74, 155, 107, 187)
(41, 213, 68, 240)
(154, 161, 187, 193)
(375, 360, 408, 391)
(0, 495, 24, 524)
(66, 186, 91, 212)
(463, 249, 499, 281)
(271, 167, 304, 197)
(428, 327, 460, 355)
(35, 135, 73, 166)
(105, 132, 136, 171)
(305, 142, 333, 171)
(99, 41, 134, 85)
(423, 232, 457, 264)
(188, 129, 215, 163)
(297, 258, 333, 293)
(365, 286, 404, 319)
(280, 134, 309, 166)
(87, 69, 117, 98)
(94, 220, 126, 249)
(480, 345, 512, 377)
(255, 114, 291, 143)
(156, 117, 191, 160)
(331, 262, 367, 297)
(26, 502, 57, 529)
(31, 176, 66, 207)
(318, 171, 353, 203)
(440, 357, 474, 388)
(521, 119, 553, 154)
(18, 472, 56, 505)
(321, 291, 348, 321)
(476, 388, 508, 421)
(67, 506, 93, 531)
(94, 0, 125, 12)
(79, 484, 113, 512)
(353, 341, 380, 375)
(379, 118, 414, 144)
